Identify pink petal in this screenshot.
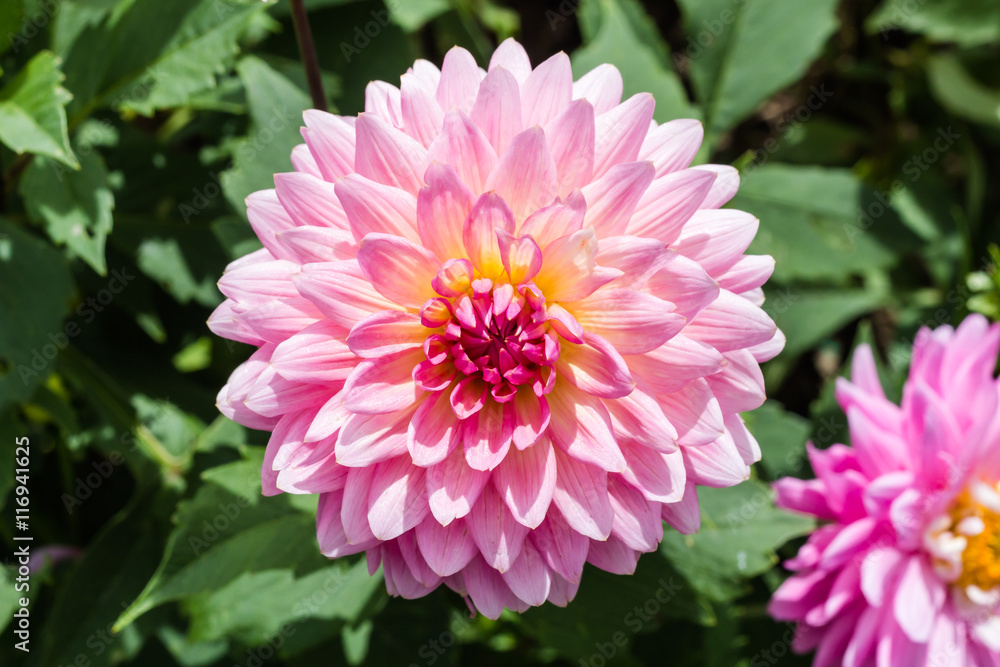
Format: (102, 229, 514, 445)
(274, 172, 349, 229)
(586, 536, 640, 575)
(367, 455, 429, 540)
(644, 250, 720, 320)
(365, 80, 403, 127)
(356, 233, 439, 308)
(436, 46, 483, 115)
(627, 169, 717, 241)
(593, 93, 655, 179)
(463, 192, 515, 279)
(502, 539, 553, 606)
(706, 349, 766, 413)
(511, 389, 550, 450)
(567, 288, 685, 355)
(218, 258, 300, 307)
(717, 254, 775, 294)
(581, 161, 655, 237)
(341, 348, 423, 414)
(271, 320, 358, 383)
(276, 226, 357, 264)
(551, 446, 613, 540)
(302, 110, 355, 181)
(619, 441, 685, 503)
(893, 556, 943, 643)
(683, 289, 777, 352)
(659, 379, 728, 449)
(417, 162, 475, 261)
(604, 379, 679, 453)
(484, 126, 558, 223)
(317, 491, 376, 557)
(607, 476, 662, 551)
(672, 209, 759, 276)
(496, 229, 543, 285)
(492, 436, 557, 528)
(625, 334, 725, 396)
(341, 466, 379, 544)
(488, 38, 531, 84)
(294, 260, 402, 330)
(471, 66, 522, 156)
(660, 481, 701, 534)
(427, 444, 490, 524)
(427, 110, 497, 194)
(400, 71, 444, 147)
(462, 555, 509, 620)
(291, 143, 321, 178)
(556, 332, 635, 399)
(335, 174, 419, 242)
(246, 190, 296, 261)
(521, 52, 572, 127)
(638, 118, 703, 177)
(347, 310, 428, 358)
(467, 482, 529, 572)
(534, 229, 623, 302)
(530, 509, 589, 583)
(335, 407, 412, 466)
(543, 100, 595, 197)
(548, 379, 626, 472)
(354, 113, 428, 195)
(517, 190, 586, 248)
(572, 63, 623, 115)
(693, 164, 740, 209)
(415, 515, 478, 577)
(683, 432, 751, 487)
(408, 386, 461, 466)
(463, 400, 514, 471)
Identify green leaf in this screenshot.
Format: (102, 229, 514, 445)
(867, 0, 1000, 47)
(743, 401, 811, 480)
(20, 151, 115, 275)
(387, 0, 449, 32)
(61, 0, 268, 119)
(734, 165, 919, 283)
(222, 56, 312, 217)
(135, 236, 222, 307)
(0, 3, 23, 58)
(659, 481, 814, 602)
(0, 51, 78, 168)
(116, 455, 328, 631)
(676, 0, 839, 139)
(520, 555, 712, 664)
(0, 220, 75, 412)
(927, 54, 1000, 130)
(572, 0, 698, 124)
(185, 559, 383, 645)
(766, 287, 888, 358)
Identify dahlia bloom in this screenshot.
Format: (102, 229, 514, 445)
(770, 315, 1000, 665)
(210, 38, 782, 617)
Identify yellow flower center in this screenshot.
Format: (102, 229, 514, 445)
(950, 492, 1000, 590)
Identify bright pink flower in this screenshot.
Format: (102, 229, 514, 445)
(210, 38, 781, 617)
(770, 315, 1000, 665)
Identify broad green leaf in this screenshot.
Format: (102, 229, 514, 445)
(676, 0, 839, 139)
(61, 0, 268, 119)
(0, 51, 78, 168)
(222, 56, 312, 217)
(0, 3, 23, 58)
(744, 401, 811, 480)
(185, 559, 383, 645)
(927, 54, 1000, 129)
(520, 555, 712, 664)
(116, 456, 327, 631)
(867, 0, 1000, 47)
(387, 0, 449, 32)
(766, 287, 888, 358)
(572, 0, 697, 124)
(136, 237, 222, 307)
(734, 165, 919, 283)
(659, 481, 814, 602)
(20, 151, 115, 275)
(0, 220, 75, 412)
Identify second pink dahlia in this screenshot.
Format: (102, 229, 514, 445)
(210, 38, 782, 617)
(770, 315, 1000, 665)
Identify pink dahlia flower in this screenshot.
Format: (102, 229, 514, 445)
(770, 315, 1000, 665)
(210, 38, 782, 617)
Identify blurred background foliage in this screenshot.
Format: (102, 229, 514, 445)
(0, 0, 998, 665)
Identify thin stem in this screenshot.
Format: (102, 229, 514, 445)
(289, 0, 327, 112)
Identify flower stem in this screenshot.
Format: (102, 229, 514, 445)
(289, 0, 327, 112)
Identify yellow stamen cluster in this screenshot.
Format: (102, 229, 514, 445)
(951, 493, 1000, 590)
